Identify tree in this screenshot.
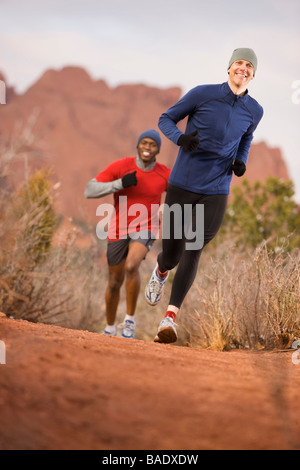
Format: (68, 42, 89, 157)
(220, 177, 300, 250)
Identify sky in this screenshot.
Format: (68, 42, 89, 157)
(1, 0, 300, 200)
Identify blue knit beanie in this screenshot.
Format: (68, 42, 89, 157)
(137, 129, 161, 151)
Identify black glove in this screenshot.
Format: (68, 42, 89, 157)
(177, 130, 200, 152)
(122, 171, 138, 188)
(232, 158, 246, 177)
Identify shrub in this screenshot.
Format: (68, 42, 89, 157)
(14, 169, 58, 263)
(0, 168, 106, 329)
(220, 177, 300, 251)
(180, 242, 300, 350)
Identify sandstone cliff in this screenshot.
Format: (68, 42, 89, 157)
(0, 66, 290, 224)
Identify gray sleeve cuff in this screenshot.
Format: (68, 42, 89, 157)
(84, 178, 123, 198)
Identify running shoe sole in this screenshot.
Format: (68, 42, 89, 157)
(154, 326, 177, 344)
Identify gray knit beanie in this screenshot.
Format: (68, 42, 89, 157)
(228, 48, 258, 75)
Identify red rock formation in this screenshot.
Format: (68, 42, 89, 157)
(0, 66, 291, 224)
(247, 141, 290, 181)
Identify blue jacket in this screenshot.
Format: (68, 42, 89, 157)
(158, 82, 263, 195)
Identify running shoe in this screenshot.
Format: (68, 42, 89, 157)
(154, 316, 178, 344)
(145, 264, 169, 306)
(102, 325, 117, 336)
(120, 319, 136, 339)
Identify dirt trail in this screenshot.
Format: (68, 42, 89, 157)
(0, 312, 299, 450)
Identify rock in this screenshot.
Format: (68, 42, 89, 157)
(0, 67, 291, 223)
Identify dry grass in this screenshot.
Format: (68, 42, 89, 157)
(0, 190, 107, 331)
(0, 122, 107, 332)
(180, 240, 300, 350)
(1, 120, 299, 348)
(1, 173, 299, 348)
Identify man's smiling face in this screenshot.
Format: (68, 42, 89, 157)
(228, 59, 254, 90)
(137, 137, 159, 167)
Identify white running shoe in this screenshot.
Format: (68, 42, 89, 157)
(102, 325, 117, 336)
(145, 264, 169, 306)
(120, 319, 136, 339)
(154, 316, 178, 344)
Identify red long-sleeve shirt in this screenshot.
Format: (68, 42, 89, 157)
(95, 156, 171, 241)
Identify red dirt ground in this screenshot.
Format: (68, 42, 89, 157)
(0, 311, 299, 450)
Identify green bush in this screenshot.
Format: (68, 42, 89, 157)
(16, 169, 58, 263)
(220, 177, 300, 250)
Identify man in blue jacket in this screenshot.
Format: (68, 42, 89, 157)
(145, 48, 264, 343)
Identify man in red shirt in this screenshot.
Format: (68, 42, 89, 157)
(85, 130, 170, 339)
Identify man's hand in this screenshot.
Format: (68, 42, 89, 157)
(122, 171, 138, 188)
(232, 158, 246, 177)
(177, 130, 200, 152)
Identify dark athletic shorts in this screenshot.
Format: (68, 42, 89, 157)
(107, 231, 156, 266)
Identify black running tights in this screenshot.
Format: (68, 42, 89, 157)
(157, 185, 228, 308)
